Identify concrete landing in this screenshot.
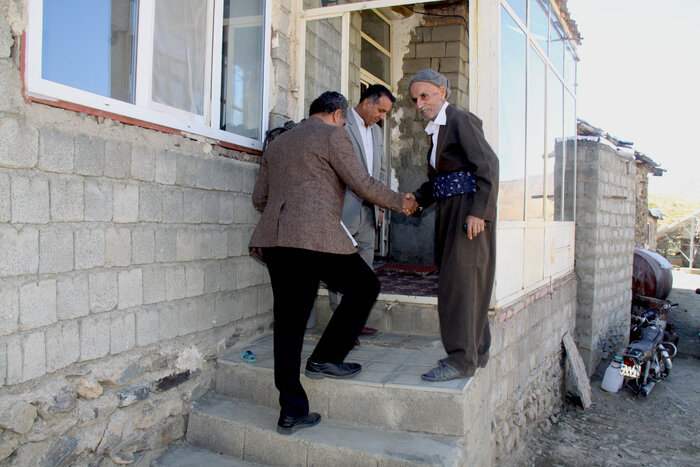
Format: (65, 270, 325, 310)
(187, 395, 465, 467)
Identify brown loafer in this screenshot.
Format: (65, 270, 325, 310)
(360, 326, 377, 335)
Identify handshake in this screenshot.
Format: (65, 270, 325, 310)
(401, 193, 419, 216)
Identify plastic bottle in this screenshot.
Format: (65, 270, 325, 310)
(601, 356, 624, 393)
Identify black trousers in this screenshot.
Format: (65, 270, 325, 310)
(264, 247, 379, 421)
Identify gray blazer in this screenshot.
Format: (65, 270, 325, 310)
(342, 111, 386, 228)
(249, 116, 403, 255)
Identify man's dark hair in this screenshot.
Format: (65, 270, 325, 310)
(309, 91, 348, 119)
(359, 84, 396, 105)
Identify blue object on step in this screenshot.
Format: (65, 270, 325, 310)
(240, 350, 256, 363)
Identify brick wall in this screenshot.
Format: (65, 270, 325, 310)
(574, 139, 636, 374)
(0, 2, 274, 463)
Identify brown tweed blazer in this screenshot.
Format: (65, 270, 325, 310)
(249, 116, 404, 255)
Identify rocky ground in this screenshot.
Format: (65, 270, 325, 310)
(509, 270, 700, 467)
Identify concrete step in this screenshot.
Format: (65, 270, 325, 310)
(152, 442, 263, 466)
(215, 333, 473, 436)
(313, 291, 440, 337)
(187, 394, 466, 467)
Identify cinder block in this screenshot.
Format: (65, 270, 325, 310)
(239, 163, 257, 194)
(0, 226, 39, 276)
(19, 280, 57, 331)
(155, 150, 177, 185)
(50, 177, 84, 221)
(195, 158, 217, 190)
(118, 269, 143, 310)
(21, 331, 46, 382)
(227, 227, 245, 258)
(201, 191, 219, 223)
(84, 179, 113, 221)
(162, 187, 183, 223)
(131, 146, 155, 181)
(0, 60, 22, 113)
(139, 185, 162, 222)
(80, 315, 110, 361)
(110, 311, 135, 354)
(232, 194, 251, 225)
(74, 229, 105, 270)
(176, 153, 197, 187)
(0, 287, 19, 336)
(196, 231, 213, 260)
(0, 118, 38, 169)
(165, 265, 186, 301)
(159, 302, 180, 340)
(430, 24, 464, 42)
(11, 175, 50, 224)
(5, 335, 21, 384)
(89, 270, 118, 313)
(438, 57, 462, 74)
(105, 227, 131, 267)
(155, 227, 177, 263)
(183, 189, 203, 223)
(38, 128, 73, 173)
(203, 263, 221, 294)
(0, 339, 6, 386)
(185, 264, 204, 298)
(104, 140, 131, 179)
(220, 260, 236, 291)
(46, 321, 80, 373)
(211, 230, 228, 260)
(218, 193, 234, 224)
(132, 227, 155, 265)
(56, 275, 89, 320)
(142, 266, 166, 305)
(136, 307, 160, 346)
(74, 135, 105, 176)
(113, 183, 139, 223)
(197, 295, 216, 331)
(0, 173, 9, 222)
(39, 227, 74, 273)
(176, 229, 197, 262)
(179, 300, 199, 335)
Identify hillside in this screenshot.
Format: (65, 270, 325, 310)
(649, 193, 700, 229)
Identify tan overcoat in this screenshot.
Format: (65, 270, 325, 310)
(249, 116, 404, 255)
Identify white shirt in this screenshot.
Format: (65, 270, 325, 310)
(425, 101, 450, 169)
(351, 106, 374, 176)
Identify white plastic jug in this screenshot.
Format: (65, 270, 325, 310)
(601, 356, 624, 393)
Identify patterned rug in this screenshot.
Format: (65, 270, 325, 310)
(375, 263, 439, 297)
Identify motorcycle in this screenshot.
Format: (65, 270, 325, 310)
(619, 298, 678, 397)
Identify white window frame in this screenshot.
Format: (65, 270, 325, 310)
(25, 0, 271, 151)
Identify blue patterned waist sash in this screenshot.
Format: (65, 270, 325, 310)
(432, 171, 476, 199)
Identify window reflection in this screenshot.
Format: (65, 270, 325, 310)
(498, 7, 526, 221)
(548, 69, 564, 221)
(563, 92, 576, 221)
(507, 0, 527, 25)
(530, 0, 548, 53)
(526, 47, 546, 220)
(549, 18, 564, 76)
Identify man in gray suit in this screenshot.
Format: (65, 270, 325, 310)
(329, 85, 396, 336)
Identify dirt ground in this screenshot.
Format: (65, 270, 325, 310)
(508, 270, 700, 467)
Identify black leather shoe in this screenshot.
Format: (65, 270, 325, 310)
(276, 412, 321, 435)
(305, 360, 362, 379)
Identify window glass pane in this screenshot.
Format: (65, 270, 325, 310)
(549, 19, 564, 76)
(507, 0, 527, 25)
(547, 69, 564, 221)
(565, 44, 576, 88)
(152, 0, 208, 115)
(563, 91, 576, 221)
(304, 0, 366, 8)
(220, 0, 265, 140)
(42, 0, 138, 103)
(526, 47, 546, 220)
(498, 8, 526, 221)
(361, 38, 390, 83)
(361, 10, 389, 50)
(530, 0, 548, 53)
(305, 17, 343, 116)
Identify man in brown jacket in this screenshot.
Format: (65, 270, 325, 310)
(408, 69, 499, 382)
(249, 91, 417, 435)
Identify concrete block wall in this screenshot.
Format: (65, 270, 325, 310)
(390, 5, 469, 265)
(635, 163, 650, 248)
(489, 274, 577, 462)
(574, 139, 636, 374)
(0, 2, 274, 464)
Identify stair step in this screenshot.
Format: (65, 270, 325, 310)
(187, 395, 465, 467)
(153, 442, 263, 466)
(216, 334, 472, 436)
(313, 293, 440, 337)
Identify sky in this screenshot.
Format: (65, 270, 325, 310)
(567, 0, 700, 199)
